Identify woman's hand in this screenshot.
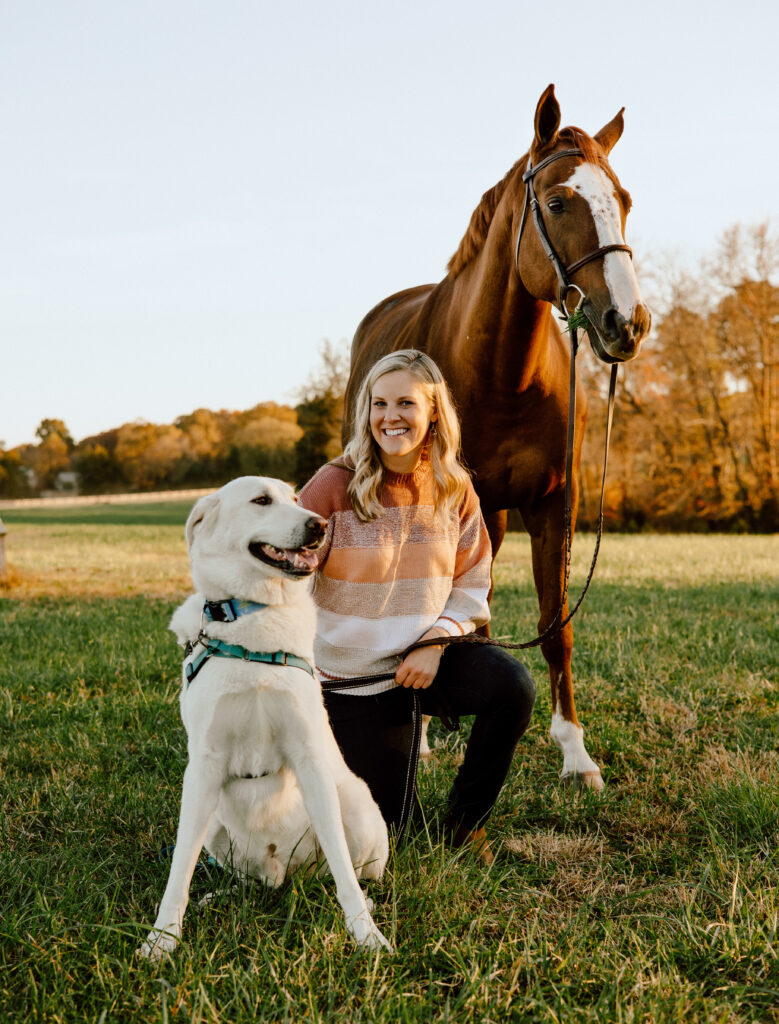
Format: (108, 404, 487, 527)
(395, 627, 449, 689)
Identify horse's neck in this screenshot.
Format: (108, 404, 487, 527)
(447, 228, 554, 394)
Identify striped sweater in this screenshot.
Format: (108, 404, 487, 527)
(298, 458, 492, 694)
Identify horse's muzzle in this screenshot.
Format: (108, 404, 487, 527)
(588, 302, 651, 363)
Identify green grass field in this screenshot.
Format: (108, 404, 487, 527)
(0, 512, 777, 1023)
(0, 500, 194, 527)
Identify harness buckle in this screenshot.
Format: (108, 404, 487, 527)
(562, 284, 586, 314)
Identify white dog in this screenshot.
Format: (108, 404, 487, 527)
(139, 476, 390, 959)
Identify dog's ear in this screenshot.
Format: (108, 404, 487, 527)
(185, 493, 220, 549)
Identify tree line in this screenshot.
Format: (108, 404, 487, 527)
(577, 223, 776, 532)
(0, 340, 347, 501)
(2, 225, 776, 531)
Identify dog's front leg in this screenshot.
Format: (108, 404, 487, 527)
(283, 713, 392, 952)
(139, 758, 223, 960)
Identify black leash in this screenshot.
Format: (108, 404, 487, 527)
(319, 673, 420, 839)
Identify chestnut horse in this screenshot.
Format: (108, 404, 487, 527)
(344, 85, 651, 789)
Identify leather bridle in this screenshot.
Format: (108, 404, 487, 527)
(514, 147, 633, 314)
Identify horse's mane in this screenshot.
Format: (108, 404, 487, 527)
(447, 126, 604, 279)
(446, 159, 524, 278)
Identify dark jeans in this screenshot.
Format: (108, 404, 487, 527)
(324, 645, 536, 833)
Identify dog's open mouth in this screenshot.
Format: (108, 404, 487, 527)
(248, 541, 320, 576)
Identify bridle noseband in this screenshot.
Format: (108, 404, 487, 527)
(514, 147, 633, 315)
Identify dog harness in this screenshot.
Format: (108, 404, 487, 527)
(202, 598, 268, 623)
(184, 599, 316, 686)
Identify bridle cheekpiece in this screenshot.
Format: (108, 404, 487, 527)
(514, 147, 633, 317)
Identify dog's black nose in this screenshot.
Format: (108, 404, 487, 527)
(305, 515, 328, 541)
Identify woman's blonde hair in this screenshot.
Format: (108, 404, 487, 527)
(343, 349, 470, 521)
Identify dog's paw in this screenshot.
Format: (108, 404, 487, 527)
(138, 927, 179, 961)
(346, 910, 393, 953)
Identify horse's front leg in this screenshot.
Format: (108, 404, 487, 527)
(526, 495, 604, 790)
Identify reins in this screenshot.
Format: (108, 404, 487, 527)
(330, 148, 624, 663)
(321, 147, 627, 836)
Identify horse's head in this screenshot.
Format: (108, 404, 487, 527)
(515, 85, 651, 363)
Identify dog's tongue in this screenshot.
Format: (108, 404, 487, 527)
(262, 544, 318, 570)
(291, 548, 319, 570)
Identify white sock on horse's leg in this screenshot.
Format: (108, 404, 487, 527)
(549, 709, 603, 789)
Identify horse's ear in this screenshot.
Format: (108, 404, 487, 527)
(534, 84, 561, 149)
(594, 108, 625, 155)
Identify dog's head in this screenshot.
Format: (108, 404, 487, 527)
(185, 476, 327, 599)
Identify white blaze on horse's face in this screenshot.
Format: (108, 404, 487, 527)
(563, 162, 643, 322)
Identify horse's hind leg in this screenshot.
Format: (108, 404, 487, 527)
(526, 499, 604, 790)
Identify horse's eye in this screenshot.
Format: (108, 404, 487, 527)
(547, 198, 564, 214)
(252, 495, 272, 506)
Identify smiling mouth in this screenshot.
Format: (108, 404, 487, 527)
(248, 541, 320, 576)
(383, 427, 409, 437)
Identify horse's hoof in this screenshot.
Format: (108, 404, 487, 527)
(562, 770, 605, 791)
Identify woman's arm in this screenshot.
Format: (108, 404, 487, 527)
(397, 484, 492, 689)
(395, 625, 449, 690)
(430, 486, 492, 638)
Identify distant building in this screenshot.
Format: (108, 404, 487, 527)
(54, 471, 79, 493)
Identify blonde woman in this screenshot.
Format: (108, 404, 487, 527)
(299, 350, 535, 862)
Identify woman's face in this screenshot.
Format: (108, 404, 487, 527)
(369, 369, 437, 473)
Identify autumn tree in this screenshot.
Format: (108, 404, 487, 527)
(295, 340, 349, 484)
(115, 422, 188, 490)
(35, 418, 74, 450)
(230, 404, 303, 481)
(24, 418, 74, 489)
(0, 446, 29, 497)
(577, 221, 778, 531)
(174, 408, 232, 484)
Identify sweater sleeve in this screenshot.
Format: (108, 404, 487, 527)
(298, 465, 343, 569)
(431, 482, 492, 637)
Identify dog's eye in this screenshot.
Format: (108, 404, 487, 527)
(252, 495, 272, 506)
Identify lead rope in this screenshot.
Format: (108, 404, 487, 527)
(406, 321, 618, 657)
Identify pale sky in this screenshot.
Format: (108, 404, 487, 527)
(2, 0, 776, 448)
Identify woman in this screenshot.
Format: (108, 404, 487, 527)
(299, 350, 535, 862)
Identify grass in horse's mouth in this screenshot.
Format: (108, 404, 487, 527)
(564, 309, 590, 333)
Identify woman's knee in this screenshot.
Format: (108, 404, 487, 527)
(481, 648, 536, 724)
